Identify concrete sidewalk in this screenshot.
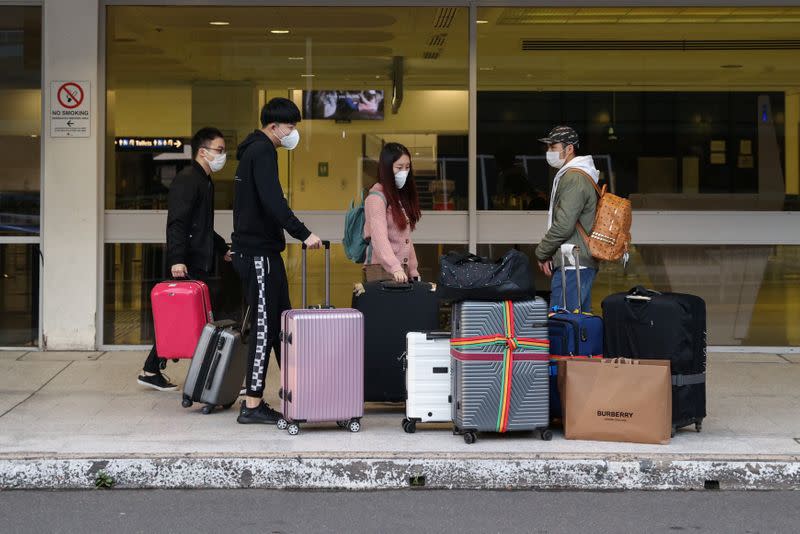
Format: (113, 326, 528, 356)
(1, 350, 799, 490)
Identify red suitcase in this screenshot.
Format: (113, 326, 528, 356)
(151, 280, 213, 359)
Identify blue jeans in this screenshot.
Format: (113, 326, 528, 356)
(550, 268, 597, 313)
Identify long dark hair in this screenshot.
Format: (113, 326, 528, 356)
(377, 142, 421, 230)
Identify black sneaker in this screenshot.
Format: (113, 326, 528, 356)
(237, 400, 282, 425)
(137, 372, 178, 392)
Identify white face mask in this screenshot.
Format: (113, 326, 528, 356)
(546, 149, 566, 169)
(204, 150, 227, 173)
(394, 169, 409, 189)
(279, 127, 300, 150)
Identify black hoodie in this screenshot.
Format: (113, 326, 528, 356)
(231, 130, 311, 256)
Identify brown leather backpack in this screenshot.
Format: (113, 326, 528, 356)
(572, 169, 632, 262)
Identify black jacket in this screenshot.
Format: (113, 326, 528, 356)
(166, 160, 228, 273)
(231, 130, 311, 256)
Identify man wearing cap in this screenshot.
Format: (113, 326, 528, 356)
(534, 126, 601, 312)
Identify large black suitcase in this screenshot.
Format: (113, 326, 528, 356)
(601, 286, 706, 434)
(353, 280, 440, 402)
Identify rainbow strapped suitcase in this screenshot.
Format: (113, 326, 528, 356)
(276, 242, 365, 436)
(450, 299, 551, 444)
(151, 279, 213, 359)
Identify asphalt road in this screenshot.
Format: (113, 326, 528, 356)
(1, 489, 798, 533)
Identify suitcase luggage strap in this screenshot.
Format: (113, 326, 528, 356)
(451, 301, 548, 433)
(672, 373, 705, 387)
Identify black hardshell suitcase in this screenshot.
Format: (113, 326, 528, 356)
(601, 286, 706, 434)
(353, 280, 440, 402)
(181, 314, 248, 414)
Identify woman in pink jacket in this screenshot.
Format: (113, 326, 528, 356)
(363, 142, 422, 283)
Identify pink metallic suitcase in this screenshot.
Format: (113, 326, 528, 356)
(151, 279, 213, 359)
(276, 241, 364, 436)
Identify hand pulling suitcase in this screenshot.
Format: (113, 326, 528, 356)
(602, 286, 706, 434)
(276, 241, 365, 436)
(151, 279, 213, 359)
(353, 280, 440, 402)
(547, 248, 604, 420)
(450, 298, 551, 444)
(181, 313, 248, 414)
(402, 331, 452, 433)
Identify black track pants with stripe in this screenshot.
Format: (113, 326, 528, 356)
(232, 252, 291, 398)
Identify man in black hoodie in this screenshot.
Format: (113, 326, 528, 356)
(138, 127, 231, 391)
(232, 97, 322, 424)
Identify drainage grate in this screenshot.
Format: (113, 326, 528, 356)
(434, 8, 457, 29)
(704, 480, 720, 490)
(428, 34, 447, 47)
(410, 475, 426, 487)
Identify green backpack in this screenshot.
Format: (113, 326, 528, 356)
(343, 190, 385, 263)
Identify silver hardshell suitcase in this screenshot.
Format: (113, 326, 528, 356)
(450, 298, 551, 444)
(182, 319, 247, 414)
(402, 331, 452, 433)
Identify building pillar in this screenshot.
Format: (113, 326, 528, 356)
(785, 91, 799, 196)
(40, 0, 100, 349)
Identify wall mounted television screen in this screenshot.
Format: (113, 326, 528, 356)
(303, 90, 384, 120)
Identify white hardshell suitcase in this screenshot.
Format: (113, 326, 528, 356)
(402, 331, 452, 433)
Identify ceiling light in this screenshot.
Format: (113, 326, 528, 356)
(721, 64, 743, 69)
(300, 74, 315, 78)
(477, 20, 489, 24)
(270, 29, 290, 34)
(209, 21, 230, 26)
(288, 57, 304, 61)
(479, 66, 495, 71)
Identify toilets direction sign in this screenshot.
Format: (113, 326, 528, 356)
(50, 81, 90, 138)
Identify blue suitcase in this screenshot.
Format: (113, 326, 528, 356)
(547, 249, 603, 419)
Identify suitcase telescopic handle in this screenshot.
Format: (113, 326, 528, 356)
(559, 246, 582, 313)
(301, 240, 331, 308)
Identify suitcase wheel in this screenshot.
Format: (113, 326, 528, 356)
(181, 397, 193, 409)
(671, 426, 677, 438)
(336, 420, 348, 429)
(695, 421, 703, 432)
(277, 418, 289, 431)
(540, 429, 553, 441)
(348, 419, 361, 433)
(463, 432, 476, 444)
(402, 418, 416, 434)
(201, 405, 214, 415)
(287, 423, 300, 436)
(222, 402, 235, 410)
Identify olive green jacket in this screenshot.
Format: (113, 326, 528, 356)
(534, 169, 599, 270)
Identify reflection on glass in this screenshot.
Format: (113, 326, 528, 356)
(0, 6, 41, 235)
(106, 6, 469, 211)
(480, 243, 800, 346)
(478, 6, 800, 210)
(103, 242, 465, 344)
(103, 244, 242, 345)
(0, 244, 39, 346)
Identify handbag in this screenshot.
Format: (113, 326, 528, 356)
(362, 263, 410, 283)
(437, 249, 534, 302)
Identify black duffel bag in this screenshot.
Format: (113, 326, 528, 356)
(437, 249, 534, 302)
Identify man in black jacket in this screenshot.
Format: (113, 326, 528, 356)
(137, 127, 231, 391)
(232, 97, 322, 424)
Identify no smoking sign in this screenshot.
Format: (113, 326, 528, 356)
(50, 80, 90, 138)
